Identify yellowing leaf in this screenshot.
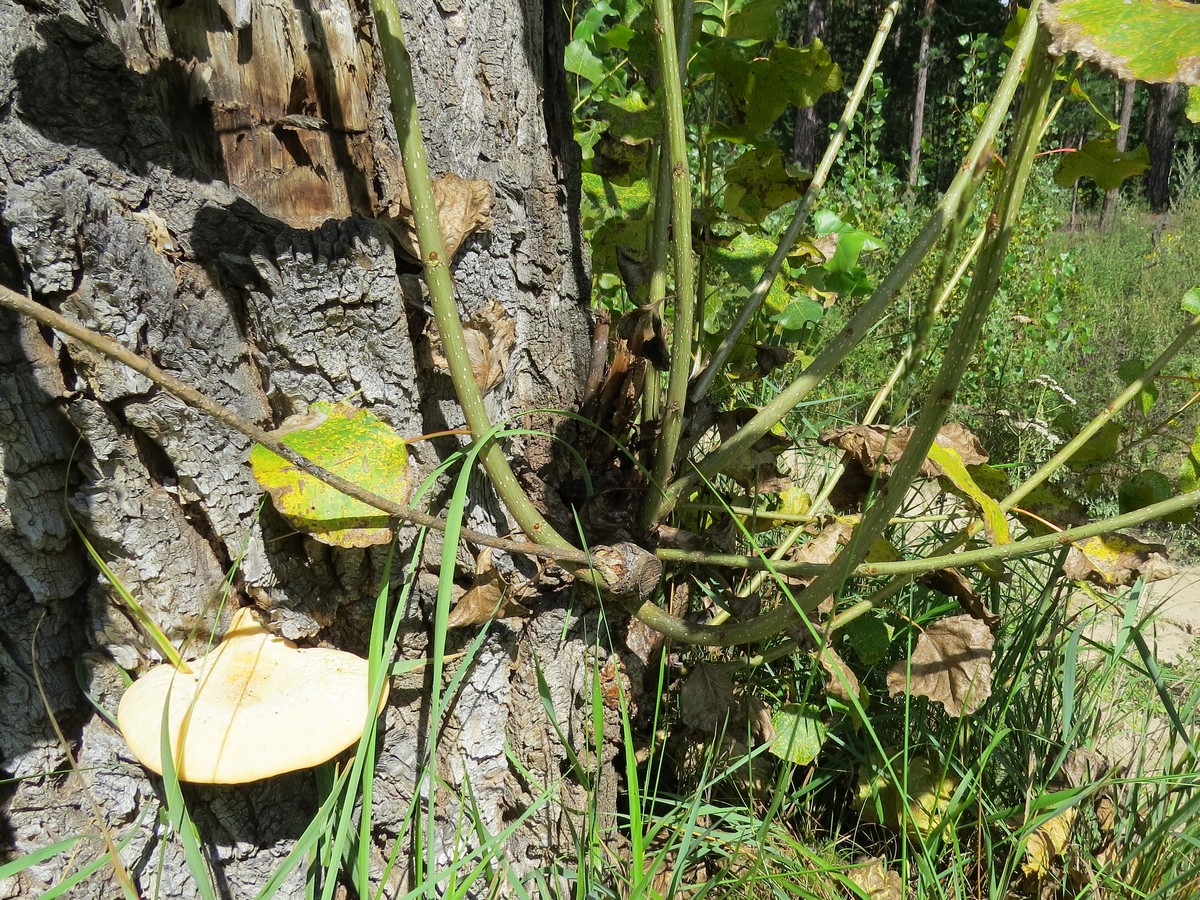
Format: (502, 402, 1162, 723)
(928, 443, 1011, 545)
(769, 703, 826, 765)
(250, 402, 412, 548)
(1053, 138, 1151, 191)
(1039, 0, 1200, 85)
(854, 752, 959, 837)
(1021, 807, 1077, 878)
(1064, 533, 1177, 586)
(887, 615, 994, 717)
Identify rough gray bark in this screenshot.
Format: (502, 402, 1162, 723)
(0, 0, 623, 896)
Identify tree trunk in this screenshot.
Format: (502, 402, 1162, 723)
(0, 0, 621, 896)
(791, 0, 828, 169)
(1100, 79, 1136, 230)
(1144, 81, 1181, 214)
(906, 0, 936, 191)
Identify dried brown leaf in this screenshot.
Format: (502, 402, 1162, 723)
(446, 548, 529, 628)
(816, 645, 860, 706)
(1064, 533, 1177, 587)
(847, 856, 903, 900)
(463, 299, 516, 393)
(819, 423, 988, 480)
(618, 306, 670, 371)
(679, 663, 736, 734)
(919, 567, 1000, 629)
(755, 344, 793, 377)
(887, 614, 994, 717)
(1021, 807, 1077, 879)
(384, 172, 494, 262)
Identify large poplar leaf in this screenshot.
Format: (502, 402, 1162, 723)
(887, 615, 994, 717)
(1053, 138, 1151, 190)
(250, 401, 412, 548)
(723, 147, 812, 222)
(708, 41, 842, 142)
(1039, 0, 1200, 85)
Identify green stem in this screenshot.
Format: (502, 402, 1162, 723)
(689, 0, 900, 404)
(372, 0, 578, 558)
(648, 483, 1200, 646)
(1003, 313, 1200, 513)
(664, 4, 1044, 518)
(641, 0, 697, 528)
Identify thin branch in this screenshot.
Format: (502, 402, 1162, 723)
(0, 285, 589, 566)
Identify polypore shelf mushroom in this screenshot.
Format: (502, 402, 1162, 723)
(117, 607, 388, 784)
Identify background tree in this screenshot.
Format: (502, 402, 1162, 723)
(0, 0, 620, 894)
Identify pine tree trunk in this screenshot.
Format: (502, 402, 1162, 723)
(906, 0, 936, 191)
(1144, 82, 1181, 214)
(791, 0, 827, 169)
(0, 0, 621, 896)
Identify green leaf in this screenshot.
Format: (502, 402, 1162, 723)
(572, 0, 618, 43)
(725, 0, 783, 41)
(565, 38, 608, 85)
(769, 703, 827, 765)
(708, 232, 790, 313)
(708, 41, 842, 142)
(1182, 286, 1200, 314)
(1178, 426, 1200, 519)
(1053, 139, 1150, 191)
(723, 147, 812, 222)
(773, 297, 825, 331)
(844, 613, 892, 665)
(1117, 358, 1158, 416)
(1188, 87, 1200, 123)
(1039, 0, 1200, 85)
(1065, 420, 1123, 468)
(250, 401, 412, 548)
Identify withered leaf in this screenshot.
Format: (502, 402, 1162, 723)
(755, 344, 793, 377)
(427, 299, 516, 393)
(1021, 807, 1077, 879)
(819, 423, 988, 479)
(384, 172, 494, 262)
(1064, 533, 1177, 587)
(847, 857, 903, 900)
(887, 615, 994, 717)
(816, 645, 860, 706)
(678, 663, 736, 734)
(919, 567, 1000, 629)
(618, 305, 670, 371)
(446, 548, 530, 628)
(463, 299, 516, 393)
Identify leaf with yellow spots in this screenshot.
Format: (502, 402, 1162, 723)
(250, 401, 412, 548)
